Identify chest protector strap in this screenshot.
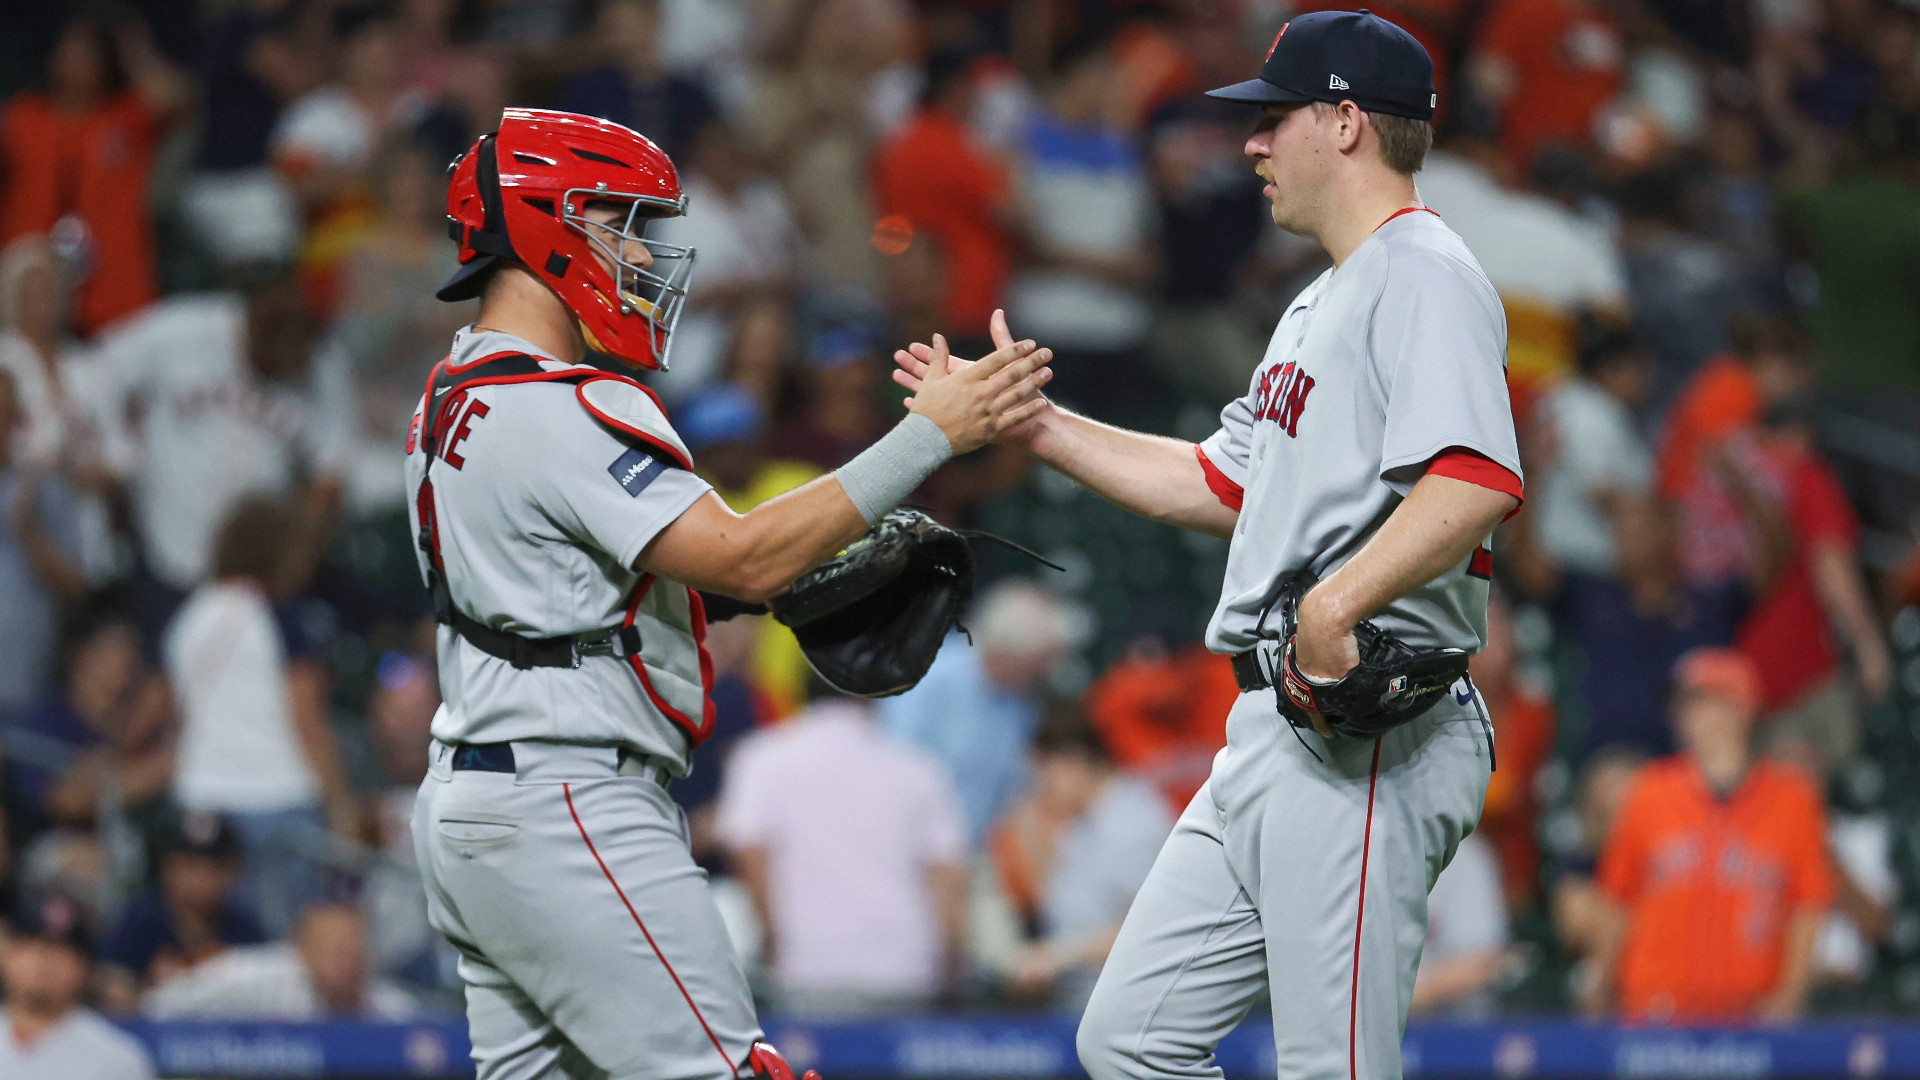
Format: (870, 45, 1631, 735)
(414, 351, 715, 742)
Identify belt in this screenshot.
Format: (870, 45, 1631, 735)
(448, 742, 674, 787)
(1231, 648, 1276, 692)
(451, 609, 642, 670)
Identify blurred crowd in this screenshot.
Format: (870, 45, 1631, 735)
(3, 0, 1920, 1065)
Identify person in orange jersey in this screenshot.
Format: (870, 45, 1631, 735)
(1583, 648, 1834, 1023)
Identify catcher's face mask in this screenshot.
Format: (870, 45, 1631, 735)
(568, 193, 695, 370)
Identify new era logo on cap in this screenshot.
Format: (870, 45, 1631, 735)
(1330, 74, 1349, 90)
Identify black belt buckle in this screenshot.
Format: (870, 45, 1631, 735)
(1231, 651, 1270, 692)
(451, 742, 516, 773)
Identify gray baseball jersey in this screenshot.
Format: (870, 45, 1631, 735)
(406, 327, 766, 1080)
(403, 327, 715, 771)
(1078, 209, 1511, 1080)
(1198, 209, 1520, 654)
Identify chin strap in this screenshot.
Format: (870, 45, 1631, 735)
(748, 1041, 821, 1080)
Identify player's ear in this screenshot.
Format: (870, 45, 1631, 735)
(1336, 101, 1366, 154)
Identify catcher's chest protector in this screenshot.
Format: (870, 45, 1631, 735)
(412, 349, 716, 744)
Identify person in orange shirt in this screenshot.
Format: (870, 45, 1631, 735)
(1469, 0, 1623, 178)
(871, 50, 1015, 348)
(1469, 594, 1556, 911)
(1584, 648, 1835, 1024)
(1081, 640, 1235, 813)
(0, 14, 186, 337)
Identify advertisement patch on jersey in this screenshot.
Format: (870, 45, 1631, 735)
(608, 446, 664, 497)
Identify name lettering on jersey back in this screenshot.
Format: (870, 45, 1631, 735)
(608, 446, 664, 496)
(1252, 360, 1316, 437)
(427, 391, 491, 469)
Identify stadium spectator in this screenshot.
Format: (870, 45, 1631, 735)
(1526, 314, 1653, 578)
(1551, 746, 1648, 962)
(164, 497, 354, 937)
(269, 4, 423, 206)
(872, 49, 1015, 348)
(1468, 0, 1624, 176)
(86, 271, 353, 607)
(769, 324, 891, 472)
(362, 652, 445, 987)
(989, 706, 1171, 1009)
(1615, 163, 1748, 413)
(1737, 402, 1893, 776)
(679, 384, 820, 718)
(331, 141, 476, 459)
(1409, 832, 1510, 1018)
(717, 692, 968, 1014)
(0, 894, 155, 1080)
(0, 367, 83, 711)
(880, 581, 1075, 843)
(0, 12, 186, 337)
(0, 236, 122, 583)
(1469, 594, 1556, 910)
(97, 813, 265, 1011)
(3, 601, 171, 857)
(1583, 649, 1835, 1023)
(141, 902, 416, 1020)
(1081, 640, 1234, 813)
(1006, 32, 1157, 418)
(1508, 487, 1763, 757)
(649, 123, 804, 398)
(1414, 128, 1629, 409)
(558, 0, 718, 163)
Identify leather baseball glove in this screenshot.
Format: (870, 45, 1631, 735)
(1272, 572, 1470, 740)
(769, 507, 1057, 698)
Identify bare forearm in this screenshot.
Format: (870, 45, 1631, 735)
(287, 663, 349, 804)
(1810, 543, 1885, 658)
(1027, 408, 1238, 537)
(1772, 909, 1823, 1007)
(1307, 473, 1516, 630)
(641, 483, 870, 603)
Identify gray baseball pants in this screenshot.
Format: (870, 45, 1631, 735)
(1077, 688, 1492, 1080)
(415, 739, 762, 1080)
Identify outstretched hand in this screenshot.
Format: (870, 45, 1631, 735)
(894, 310, 1056, 450)
(903, 318, 1054, 456)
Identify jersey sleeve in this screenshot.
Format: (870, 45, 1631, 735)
(1781, 774, 1838, 911)
(536, 411, 714, 570)
(1196, 394, 1255, 510)
(1595, 777, 1653, 904)
(1372, 251, 1523, 496)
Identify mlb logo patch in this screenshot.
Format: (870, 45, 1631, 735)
(608, 446, 663, 497)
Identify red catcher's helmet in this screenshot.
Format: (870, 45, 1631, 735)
(437, 108, 696, 370)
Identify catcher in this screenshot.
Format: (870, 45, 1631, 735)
(407, 109, 1050, 1080)
(893, 12, 1521, 1080)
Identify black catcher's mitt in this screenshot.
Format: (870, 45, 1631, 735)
(768, 508, 1056, 698)
(1272, 573, 1470, 740)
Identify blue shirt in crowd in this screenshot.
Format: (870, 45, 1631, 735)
(99, 888, 267, 978)
(1554, 572, 1748, 757)
(878, 635, 1040, 845)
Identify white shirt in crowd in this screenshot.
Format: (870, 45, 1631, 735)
(1420, 831, 1510, 1019)
(0, 1007, 156, 1080)
(717, 700, 967, 999)
(86, 296, 358, 588)
(1417, 151, 1626, 314)
(648, 173, 801, 398)
(1533, 378, 1653, 575)
(165, 580, 321, 814)
(0, 330, 122, 582)
(140, 943, 417, 1021)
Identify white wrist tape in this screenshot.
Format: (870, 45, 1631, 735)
(834, 413, 953, 526)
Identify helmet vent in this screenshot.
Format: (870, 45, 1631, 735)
(569, 147, 631, 168)
(512, 152, 557, 166)
(520, 197, 556, 216)
(545, 251, 571, 277)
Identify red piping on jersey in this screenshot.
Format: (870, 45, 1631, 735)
(1426, 447, 1524, 522)
(565, 784, 738, 1080)
(1468, 545, 1494, 580)
(445, 347, 541, 375)
(576, 376, 695, 471)
(623, 576, 718, 745)
(1374, 206, 1440, 232)
(1194, 445, 1245, 512)
(1350, 739, 1383, 1080)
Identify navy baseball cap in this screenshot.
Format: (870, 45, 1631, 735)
(1207, 9, 1436, 122)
